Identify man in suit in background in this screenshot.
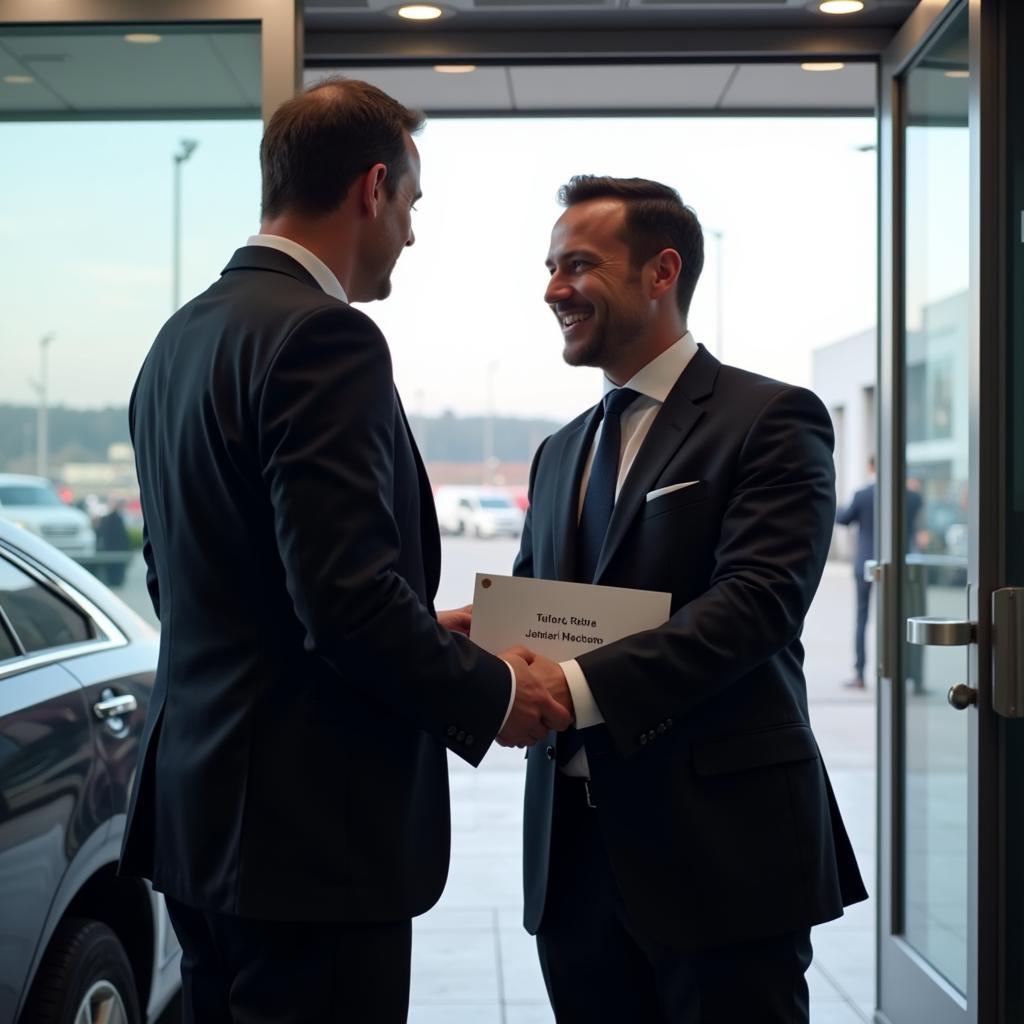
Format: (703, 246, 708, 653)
(514, 176, 867, 1023)
(121, 79, 570, 1024)
(836, 456, 876, 689)
(836, 456, 924, 690)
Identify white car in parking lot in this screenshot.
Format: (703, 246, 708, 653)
(434, 486, 525, 538)
(0, 474, 96, 558)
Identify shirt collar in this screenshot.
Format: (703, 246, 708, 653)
(246, 234, 348, 304)
(602, 332, 699, 404)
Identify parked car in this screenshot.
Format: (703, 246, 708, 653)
(0, 519, 179, 1024)
(434, 486, 525, 538)
(0, 475, 96, 560)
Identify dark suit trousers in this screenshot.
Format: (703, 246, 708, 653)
(166, 898, 412, 1024)
(536, 773, 812, 1024)
(854, 576, 872, 677)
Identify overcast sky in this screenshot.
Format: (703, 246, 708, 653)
(0, 114, 879, 423)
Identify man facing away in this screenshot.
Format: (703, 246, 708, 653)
(514, 176, 868, 1023)
(120, 79, 570, 1024)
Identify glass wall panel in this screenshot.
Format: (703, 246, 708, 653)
(0, 23, 261, 626)
(899, 4, 970, 993)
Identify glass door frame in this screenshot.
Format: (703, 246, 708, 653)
(877, 1, 1006, 1022)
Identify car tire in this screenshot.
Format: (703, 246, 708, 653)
(21, 918, 142, 1024)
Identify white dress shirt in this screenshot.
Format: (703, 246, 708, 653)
(562, 332, 699, 776)
(246, 234, 518, 731)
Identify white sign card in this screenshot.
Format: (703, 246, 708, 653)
(470, 573, 671, 661)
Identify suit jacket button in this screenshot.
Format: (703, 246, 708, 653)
(457, 730, 466, 742)
(447, 726, 457, 737)
(639, 734, 648, 746)
(545, 745, 555, 760)
(465, 734, 474, 745)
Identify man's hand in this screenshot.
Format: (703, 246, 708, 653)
(497, 646, 574, 747)
(523, 652, 574, 721)
(438, 604, 472, 636)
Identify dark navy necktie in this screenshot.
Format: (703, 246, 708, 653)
(559, 386, 639, 767)
(575, 387, 640, 585)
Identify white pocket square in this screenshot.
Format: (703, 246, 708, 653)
(645, 481, 700, 503)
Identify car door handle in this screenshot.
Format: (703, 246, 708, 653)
(93, 690, 138, 721)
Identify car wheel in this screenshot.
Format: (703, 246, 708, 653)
(21, 918, 141, 1024)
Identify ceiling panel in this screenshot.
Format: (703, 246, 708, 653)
(721, 61, 875, 109)
(308, 61, 874, 114)
(508, 63, 736, 109)
(305, 66, 515, 111)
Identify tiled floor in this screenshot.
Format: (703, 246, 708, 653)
(409, 550, 878, 1022)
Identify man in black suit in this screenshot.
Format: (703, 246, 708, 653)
(121, 79, 570, 1024)
(514, 176, 867, 1023)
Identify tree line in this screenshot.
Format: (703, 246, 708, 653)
(0, 404, 566, 472)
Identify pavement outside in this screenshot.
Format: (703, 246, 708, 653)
(132, 538, 878, 1023)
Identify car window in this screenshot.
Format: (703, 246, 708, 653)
(0, 557, 93, 653)
(0, 485, 64, 508)
(0, 618, 17, 662)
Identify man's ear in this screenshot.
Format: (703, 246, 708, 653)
(649, 248, 682, 301)
(360, 162, 389, 218)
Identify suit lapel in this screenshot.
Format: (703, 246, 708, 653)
(394, 389, 441, 602)
(593, 345, 720, 583)
(553, 407, 603, 582)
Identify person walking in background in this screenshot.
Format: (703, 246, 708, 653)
(514, 175, 866, 1024)
(121, 78, 569, 1024)
(836, 456, 877, 690)
(836, 456, 923, 690)
(94, 498, 130, 587)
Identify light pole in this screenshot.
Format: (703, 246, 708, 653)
(172, 139, 199, 312)
(483, 361, 499, 484)
(708, 229, 725, 363)
(34, 332, 55, 478)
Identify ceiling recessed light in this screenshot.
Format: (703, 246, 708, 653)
(945, 69, 970, 78)
(801, 62, 846, 72)
(397, 4, 444, 20)
(818, 0, 865, 13)
(124, 33, 162, 44)
(433, 64, 476, 74)
(3, 74, 34, 85)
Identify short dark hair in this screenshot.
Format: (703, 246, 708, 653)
(260, 77, 425, 219)
(557, 175, 704, 315)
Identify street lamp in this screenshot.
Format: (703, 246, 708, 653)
(172, 138, 199, 312)
(707, 229, 725, 363)
(33, 332, 55, 478)
(483, 361, 499, 484)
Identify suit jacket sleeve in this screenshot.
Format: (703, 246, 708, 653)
(258, 306, 511, 765)
(129, 378, 160, 620)
(835, 488, 862, 526)
(577, 385, 836, 756)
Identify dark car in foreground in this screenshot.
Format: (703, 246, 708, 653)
(0, 520, 179, 1024)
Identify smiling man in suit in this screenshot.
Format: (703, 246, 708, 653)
(121, 79, 570, 1024)
(514, 176, 867, 1023)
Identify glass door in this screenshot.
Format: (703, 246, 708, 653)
(876, 1, 1008, 1022)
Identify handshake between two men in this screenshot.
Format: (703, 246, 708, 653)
(439, 605, 574, 748)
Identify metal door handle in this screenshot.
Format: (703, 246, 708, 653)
(93, 691, 138, 720)
(906, 617, 976, 646)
